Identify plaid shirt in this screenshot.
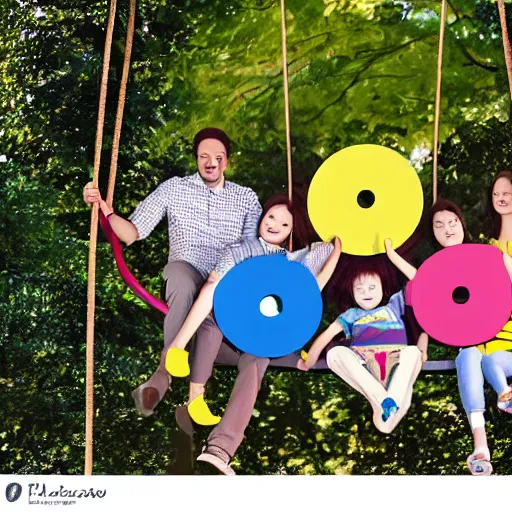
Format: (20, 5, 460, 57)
(215, 238, 334, 279)
(129, 173, 262, 278)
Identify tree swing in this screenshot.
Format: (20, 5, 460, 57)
(84, 0, 512, 475)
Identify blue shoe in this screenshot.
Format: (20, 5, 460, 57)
(381, 397, 399, 422)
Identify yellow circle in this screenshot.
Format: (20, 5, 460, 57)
(307, 144, 424, 256)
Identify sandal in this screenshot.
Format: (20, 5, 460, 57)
(381, 397, 399, 422)
(498, 388, 512, 414)
(131, 375, 171, 417)
(466, 448, 493, 476)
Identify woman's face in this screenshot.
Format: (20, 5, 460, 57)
(258, 204, 293, 246)
(492, 177, 512, 216)
(433, 210, 464, 248)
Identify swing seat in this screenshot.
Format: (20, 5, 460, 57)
(213, 353, 456, 373)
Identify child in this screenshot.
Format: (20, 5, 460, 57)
(300, 253, 426, 434)
(165, 194, 341, 425)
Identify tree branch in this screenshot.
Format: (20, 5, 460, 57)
(233, 0, 275, 11)
(454, 38, 499, 72)
(305, 36, 429, 123)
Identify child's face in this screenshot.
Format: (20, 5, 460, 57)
(259, 204, 293, 246)
(353, 273, 383, 311)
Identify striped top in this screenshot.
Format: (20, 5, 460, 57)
(477, 238, 512, 355)
(214, 238, 334, 279)
(129, 173, 262, 278)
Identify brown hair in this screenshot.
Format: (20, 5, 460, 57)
(325, 253, 404, 312)
(483, 170, 512, 239)
(193, 127, 231, 158)
(259, 193, 311, 250)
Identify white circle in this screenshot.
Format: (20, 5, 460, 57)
(259, 296, 280, 317)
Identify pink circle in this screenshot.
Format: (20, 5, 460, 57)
(406, 244, 512, 347)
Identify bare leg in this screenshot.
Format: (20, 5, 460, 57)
(326, 346, 390, 432)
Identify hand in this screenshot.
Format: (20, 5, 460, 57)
(297, 359, 309, 372)
(417, 333, 428, 366)
(332, 236, 341, 253)
(384, 238, 393, 252)
(83, 182, 101, 205)
(83, 183, 114, 217)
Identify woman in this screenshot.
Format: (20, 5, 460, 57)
(480, 173, 512, 408)
(388, 194, 512, 476)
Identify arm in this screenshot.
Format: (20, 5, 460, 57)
(172, 271, 220, 350)
(384, 238, 417, 281)
(416, 332, 429, 365)
(503, 251, 512, 280)
(315, 237, 342, 291)
(241, 190, 263, 239)
(300, 320, 343, 370)
(83, 183, 139, 245)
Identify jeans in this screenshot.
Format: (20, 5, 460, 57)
(455, 347, 486, 414)
(481, 350, 512, 396)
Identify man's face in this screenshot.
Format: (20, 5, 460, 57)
(196, 138, 228, 187)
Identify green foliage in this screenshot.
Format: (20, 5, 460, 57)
(2, 0, 512, 476)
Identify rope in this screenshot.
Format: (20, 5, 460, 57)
(432, 0, 447, 204)
(497, 0, 512, 100)
(85, 0, 117, 476)
(106, 0, 137, 208)
(279, 0, 293, 251)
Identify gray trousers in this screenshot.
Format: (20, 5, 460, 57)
(141, 261, 225, 401)
(206, 354, 270, 458)
(142, 260, 298, 460)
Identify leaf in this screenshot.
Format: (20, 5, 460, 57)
(323, 3, 337, 17)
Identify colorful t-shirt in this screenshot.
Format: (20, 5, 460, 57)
(478, 238, 512, 355)
(336, 290, 407, 347)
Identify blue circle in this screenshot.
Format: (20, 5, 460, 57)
(213, 254, 323, 358)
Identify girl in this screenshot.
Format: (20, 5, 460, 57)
(481, 172, 512, 414)
(165, 193, 341, 426)
(300, 254, 426, 434)
(388, 195, 512, 476)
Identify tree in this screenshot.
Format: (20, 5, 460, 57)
(2, 0, 512, 476)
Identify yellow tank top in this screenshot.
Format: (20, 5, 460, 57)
(477, 239, 512, 355)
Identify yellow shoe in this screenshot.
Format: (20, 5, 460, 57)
(187, 394, 221, 426)
(165, 347, 190, 377)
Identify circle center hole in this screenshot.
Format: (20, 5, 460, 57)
(260, 295, 283, 317)
(357, 190, 375, 209)
(452, 286, 470, 305)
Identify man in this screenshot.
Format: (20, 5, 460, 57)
(84, 127, 262, 416)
